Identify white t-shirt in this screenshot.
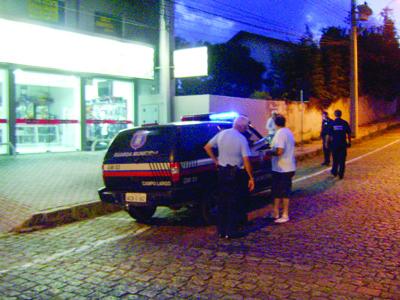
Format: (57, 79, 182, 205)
(271, 127, 296, 173)
(266, 117, 276, 135)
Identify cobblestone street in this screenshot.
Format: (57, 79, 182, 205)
(1, 128, 400, 299)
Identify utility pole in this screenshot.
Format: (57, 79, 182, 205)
(159, 0, 174, 123)
(350, 1, 372, 138)
(350, 0, 359, 138)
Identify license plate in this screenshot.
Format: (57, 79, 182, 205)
(125, 193, 147, 203)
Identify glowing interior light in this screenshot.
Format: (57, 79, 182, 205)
(209, 111, 239, 121)
(14, 69, 79, 88)
(0, 18, 154, 79)
(173, 47, 208, 78)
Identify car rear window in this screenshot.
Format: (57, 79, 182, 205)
(177, 123, 228, 160)
(104, 126, 177, 163)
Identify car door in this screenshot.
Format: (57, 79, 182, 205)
(245, 125, 272, 192)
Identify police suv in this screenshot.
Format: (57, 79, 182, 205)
(98, 112, 272, 223)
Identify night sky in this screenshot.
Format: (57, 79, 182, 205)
(175, 0, 400, 44)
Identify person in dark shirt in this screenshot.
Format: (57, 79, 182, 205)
(328, 109, 351, 179)
(320, 111, 333, 166)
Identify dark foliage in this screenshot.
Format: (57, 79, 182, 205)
(358, 10, 400, 101)
(272, 9, 400, 105)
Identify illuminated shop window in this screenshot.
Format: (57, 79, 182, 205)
(84, 78, 134, 150)
(0, 69, 9, 154)
(14, 70, 81, 153)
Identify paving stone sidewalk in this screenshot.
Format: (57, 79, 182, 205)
(0, 117, 399, 233)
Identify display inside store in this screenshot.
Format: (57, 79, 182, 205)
(86, 96, 130, 145)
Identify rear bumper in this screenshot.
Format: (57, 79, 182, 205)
(98, 186, 195, 207)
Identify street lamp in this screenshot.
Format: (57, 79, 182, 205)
(350, 1, 372, 138)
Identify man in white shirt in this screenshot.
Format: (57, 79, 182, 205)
(204, 116, 255, 238)
(266, 114, 296, 223)
(266, 111, 277, 140)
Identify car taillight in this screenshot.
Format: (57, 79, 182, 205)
(170, 162, 181, 183)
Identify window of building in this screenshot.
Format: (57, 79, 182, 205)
(84, 78, 134, 150)
(14, 70, 81, 153)
(0, 69, 9, 154)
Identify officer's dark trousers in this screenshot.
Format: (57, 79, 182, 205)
(217, 166, 244, 236)
(331, 147, 347, 178)
(322, 135, 331, 164)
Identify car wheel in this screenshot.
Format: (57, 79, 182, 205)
(200, 187, 219, 225)
(126, 206, 156, 223)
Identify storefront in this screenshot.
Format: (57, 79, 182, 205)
(0, 17, 154, 155)
(0, 69, 9, 155)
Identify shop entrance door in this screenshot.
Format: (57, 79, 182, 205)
(84, 78, 134, 150)
(0, 69, 9, 154)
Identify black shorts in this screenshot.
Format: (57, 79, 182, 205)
(271, 171, 295, 198)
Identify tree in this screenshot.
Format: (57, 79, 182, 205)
(320, 27, 350, 101)
(270, 26, 328, 105)
(358, 8, 400, 101)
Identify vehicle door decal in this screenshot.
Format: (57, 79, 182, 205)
(130, 130, 150, 150)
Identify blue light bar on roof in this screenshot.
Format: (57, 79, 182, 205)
(209, 111, 239, 121)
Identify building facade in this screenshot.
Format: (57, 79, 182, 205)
(229, 31, 295, 96)
(0, 0, 172, 154)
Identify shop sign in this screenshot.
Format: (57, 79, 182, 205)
(0, 18, 154, 79)
(173, 47, 208, 78)
(28, 0, 64, 23)
(95, 12, 122, 37)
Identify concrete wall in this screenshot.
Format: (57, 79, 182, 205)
(174, 95, 211, 121)
(358, 96, 398, 125)
(173, 95, 398, 142)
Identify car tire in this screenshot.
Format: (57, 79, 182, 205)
(200, 187, 219, 225)
(126, 206, 156, 223)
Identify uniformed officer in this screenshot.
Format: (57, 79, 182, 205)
(328, 109, 351, 179)
(321, 111, 333, 166)
(204, 115, 255, 239)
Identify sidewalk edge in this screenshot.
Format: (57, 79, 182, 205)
(13, 201, 121, 233)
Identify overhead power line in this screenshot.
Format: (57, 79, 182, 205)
(172, 0, 306, 40)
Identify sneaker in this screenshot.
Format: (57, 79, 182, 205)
(274, 217, 290, 223)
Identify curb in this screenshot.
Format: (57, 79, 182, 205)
(13, 201, 121, 233)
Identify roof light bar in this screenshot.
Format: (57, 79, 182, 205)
(209, 111, 239, 121)
(180, 113, 211, 121)
(180, 111, 240, 122)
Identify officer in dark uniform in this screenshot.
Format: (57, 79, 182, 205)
(320, 111, 333, 166)
(328, 109, 351, 179)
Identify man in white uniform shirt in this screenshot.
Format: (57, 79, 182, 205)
(204, 115, 255, 238)
(267, 114, 296, 223)
(266, 111, 277, 140)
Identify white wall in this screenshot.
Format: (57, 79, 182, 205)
(173, 95, 211, 121)
(210, 95, 269, 135)
(138, 95, 164, 125)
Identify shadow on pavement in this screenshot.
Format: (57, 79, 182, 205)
(291, 175, 340, 222)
